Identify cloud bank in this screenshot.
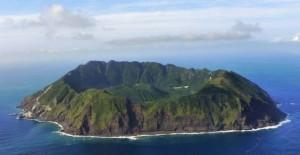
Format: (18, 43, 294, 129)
(292, 34, 300, 42)
(108, 21, 262, 44)
(1, 5, 95, 39)
(0, 2, 300, 57)
(40, 4, 95, 28)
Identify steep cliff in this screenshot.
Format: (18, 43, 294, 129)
(20, 61, 287, 136)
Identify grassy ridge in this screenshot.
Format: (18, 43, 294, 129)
(22, 61, 287, 135)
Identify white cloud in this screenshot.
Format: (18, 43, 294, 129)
(0, 2, 300, 59)
(40, 5, 95, 28)
(71, 32, 94, 40)
(107, 21, 261, 44)
(292, 34, 300, 42)
(112, 0, 198, 9)
(0, 15, 40, 28)
(41, 5, 95, 39)
(1, 5, 298, 43)
(271, 37, 285, 43)
(1, 5, 95, 28)
(231, 21, 261, 33)
(0, 5, 95, 39)
(110, 0, 300, 12)
(271, 33, 300, 43)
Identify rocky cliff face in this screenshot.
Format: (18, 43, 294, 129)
(20, 61, 287, 136)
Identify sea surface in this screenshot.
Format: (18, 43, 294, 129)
(0, 54, 300, 155)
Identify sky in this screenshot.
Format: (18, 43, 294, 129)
(0, 0, 300, 66)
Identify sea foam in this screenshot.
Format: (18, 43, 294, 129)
(28, 118, 291, 140)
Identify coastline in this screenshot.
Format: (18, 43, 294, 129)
(25, 117, 291, 140)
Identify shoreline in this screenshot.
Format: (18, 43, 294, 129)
(25, 118, 291, 140)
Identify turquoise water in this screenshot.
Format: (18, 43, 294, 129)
(0, 54, 300, 155)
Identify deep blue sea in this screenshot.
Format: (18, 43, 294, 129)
(1, 54, 300, 155)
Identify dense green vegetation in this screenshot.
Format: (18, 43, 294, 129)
(21, 60, 287, 136)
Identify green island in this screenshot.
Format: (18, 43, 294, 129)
(19, 60, 287, 136)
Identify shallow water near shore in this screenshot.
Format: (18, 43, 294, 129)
(1, 55, 300, 155)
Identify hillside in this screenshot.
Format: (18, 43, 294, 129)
(19, 60, 287, 136)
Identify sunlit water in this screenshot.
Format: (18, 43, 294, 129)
(0, 54, 300, 155)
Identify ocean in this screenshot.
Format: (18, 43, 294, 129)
(0, 53, 300, 155)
